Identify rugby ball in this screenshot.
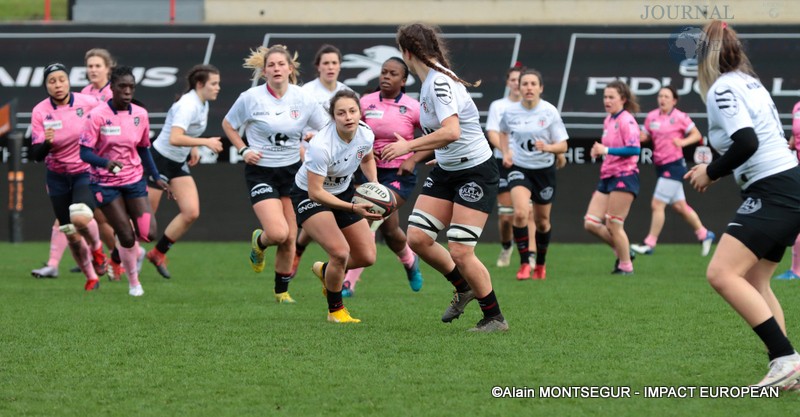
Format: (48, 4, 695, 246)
(352, 182, 397, 218)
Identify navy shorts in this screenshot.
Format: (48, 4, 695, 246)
(655, 158, 688, 181)
(147, 148, 190, 186)
(596, 173, 640, 197)
(291, 184, 363, 229)
(378, 167, 418, 201)
(245, 162, 301, 204)
(507, 165, 557, 205)
(45, 170, 95, 225)
(91, 178, 148, 207)
(420, 157, 499, 213)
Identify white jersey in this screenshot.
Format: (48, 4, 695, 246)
(295, 121, 375, 195)
(706, 71, 796, 189)
(486, 96, 518, 159)
(419, 67, 492, 171)
(302, 78, 353, 117)
(499, 100, 569, 170)
(225, 83, 327, 167)
(152, 90, 208, 163)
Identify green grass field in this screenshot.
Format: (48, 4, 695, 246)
(1, 241, 799, 416)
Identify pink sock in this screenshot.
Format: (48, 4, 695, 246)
(344, 268, 364, 290)
(49, 226, 68, 267)
(618, 261, 633, 272)
(694, 227, 708, 241)
(119, 242, 141, 286)
(86, 219, 102, 251)
(792, 235, 800, 275)
(68, 239, 97, 280)
(644, 235, 657, 248)
(396, 243, 416, 269)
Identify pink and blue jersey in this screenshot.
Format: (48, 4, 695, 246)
(80, 101, 151, 187)
(80, 82, 112, 103)
(600, 110, 640, 179)
(360, 92, 420, 169)
(643, 108, 694, 166)
(31, 92, 101, 175)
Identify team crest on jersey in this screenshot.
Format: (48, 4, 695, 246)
(458, 182, 484, 203)
(433, 77, 453, 105)
(76, 108, 84, 117)
(421, 98, 431, 114)
(737, 197, 762, 215)
(356, 145, 370, 160)
(290, 107, 300, 120)
(538, 118, 547, 127)
(134, 117, 140, 126)
(539, 186, 554, 201)
(399, 105, 407, 114)
(423, 177, 434, 188)
(714, 88, 740, 117)
(669, 117, 676, 125)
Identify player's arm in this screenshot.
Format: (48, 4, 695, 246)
(359, 151, 378, 183)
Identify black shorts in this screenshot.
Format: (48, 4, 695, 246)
(147, 148, 190, 187)
(245, 162, 301, 204)
(726, 166, 800, 262)
(46, 170, 95, 225)
(495, 157, 510, 193)
(290, 184, 362, 229)
(420, 157, 499, 213)
(507, 164, 557, 204)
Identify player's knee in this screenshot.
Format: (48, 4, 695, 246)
(583, 214, 603, 232)
(671, 201, 688, 214)
(117, 231, 136, 248)
(182, 207, 200, 224)
(328, 245, 351, 266)
(605, 214, 625, 230)
(535, 217, 550, 232)
(497, 205, 514, 217)
(446, 223, 482, 249)
(408, 209, 444, 249)
(705, 262, 727, 291)
(382, 226, 405, 246)
(265, 227, 289, 245)
(407, 227, 432, 252)
(512, 210, 528, 227)
(69, 203, 94, 227)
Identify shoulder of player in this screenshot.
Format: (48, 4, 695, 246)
(130, 103, 149, 117)
(358, 120, 373, 132)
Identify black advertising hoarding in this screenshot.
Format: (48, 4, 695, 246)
(1, 24, 798, 242)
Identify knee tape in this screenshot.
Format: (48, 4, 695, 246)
(497, 205, 514, 216)
(58, 223, 78, 235)
(605, 213, 625, 225)
(408, 209, 445, 240)
(584, 214, 603, 226)
(69, 203, 94, 219)
(446, 223, 483, 247)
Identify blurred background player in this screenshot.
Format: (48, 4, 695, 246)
(687, 20, 800, 387)
(145, 64, 223, 279)
(631, 85, 715, 257)
(499, 69, 569, 280)
(340, 57, 423, 297)
(774, 98, 800, 280)
(383, 23, 507, 332)
(80, 66, 170, 296)
(223, 45, 327, 303)
(294, 90, 381, 323)
(584, 80, 641, 275)
(29, 63, 106, 290)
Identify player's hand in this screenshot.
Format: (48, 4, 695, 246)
(353, 202, 383, 221)
(502, 152, 513, 168)
(304, 132, 315, 142)
(206, 136, 224, 154)
(397, 158, 416, 176)
(44, 128, 55, 144)
(382, 133, 412, 162)
(188, 146, 200, 167)
(156, 178, 174, 200)
(684, 163, 715, 192)
(242, 149, 262, 165)
(590, 142, 607, 159)
(106, 160, 123, 174)
(535, 140, 548, 152)
(672, 138, 684, 148)
(556, 153, 567, 169)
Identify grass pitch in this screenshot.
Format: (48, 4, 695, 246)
(1, 241, 799, 416)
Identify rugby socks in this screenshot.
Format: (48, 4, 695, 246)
(274, 271, 293, 294)
(792, 235, 800, 276)
(617, 261, 634, 273)
(343, 268, 364, 291)
(694, 227, 709, 242)
(513, 226, 531, 264)
(444, 266, 470, 293)
(477, 290, 503, 319)
(49, 226, 68, 267)
(118, 242, 141, 286)
(501, 240, 512, 250)
(535, 230, 551, 266)
(68, 239, 97, 280)
(155, 234, 175, 255)
(644, 235, 657, 248)
(257, 234, 267, 250)
(295, 242, 307, 258)
(396, 243, 416, 269)
(85, 219, 102, 251)
(753, 317, 796, 361)
(327, 290, 344, 313)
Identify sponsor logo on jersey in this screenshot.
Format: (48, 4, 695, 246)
(458, 181, 484, 202)
(714, 88, 739, 117)
(433, 77, 452, 105)
(507, 171, 525, 182)
(650, 121, 661, 130)
(100, 126, 121, 136)
(539, 186, 554, 201)
(250, 183, 274, 197)
(364, 110, 384, 119)
(297, 198, 322, 214)
(252, 111, 270, 116)
(43, 120, 63, 130)
(736, 197, 761, 214)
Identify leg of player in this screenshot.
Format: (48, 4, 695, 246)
(584, 191, 614, 249)
(606, 191, 635, 275)
(632, 197, 666, 255)
(31, 220, 67, 278)
(532, 202, 552, 280)
(775, 235, 800, 280)
(250, 199, 294, 303)
(671, 200, 715, 257)
(146, 176, 200, 279)
(292, 227, 313, 277)
(379, 195, 423, 293)
(495, 191, 514, 267)
(95, 209, 123, 281)
(510, 185, 532, 280)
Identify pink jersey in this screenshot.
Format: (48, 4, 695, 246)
(80, 101, 151, 186)
(360, 92, 421, 169)
(31, 92, 101, 175)
(644, 108, 694, 166)
(80, 82, 112, 102)
(600, 110, 640, 179)
(793, 101, 800, 162)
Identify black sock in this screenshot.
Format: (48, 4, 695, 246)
(327, 290, 344, 313)
(501, 241, 512, 250)
(155, 234, 175, 254)
(111, 248, 121, 264)
(513, 226, 530, 264)
(477, 290, 503, 319)
(274, 271, 292, 294)
(257, 234, 268, 250)
(753, 317, 796, 361)
(295, 242, 306, 257)
(445, 266, 470, 293)
(535, 229, 551, 266)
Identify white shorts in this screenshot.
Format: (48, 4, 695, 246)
(653, 177, 685, 204)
